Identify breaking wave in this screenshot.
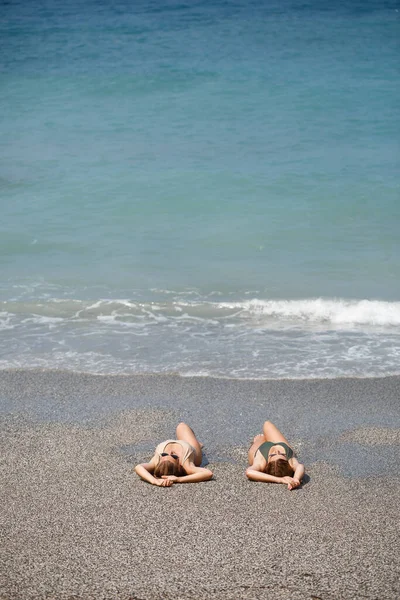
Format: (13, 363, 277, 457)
(1, 297, 400, 329)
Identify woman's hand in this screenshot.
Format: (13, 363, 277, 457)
(160, 475, 180, 485)
(153, 477, 174, 487)
(281, 476, 301, 490)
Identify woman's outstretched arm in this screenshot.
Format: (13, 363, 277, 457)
(162, 465, 213, 484)
(246, 464, 303, 490)
(134, 462, 173, 487)
(289, 457, 305, 488)
(245, 467, 283, 484)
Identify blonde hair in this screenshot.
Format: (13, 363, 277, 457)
(154, 460, 185, 479)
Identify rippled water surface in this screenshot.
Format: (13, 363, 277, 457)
(1, 0, 399, 377)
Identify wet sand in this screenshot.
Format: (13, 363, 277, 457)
(1, 370, 399, 599)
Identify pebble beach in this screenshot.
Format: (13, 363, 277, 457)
(1, 370, 399, 600)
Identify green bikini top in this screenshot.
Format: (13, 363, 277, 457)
(257, 441, 294, 462)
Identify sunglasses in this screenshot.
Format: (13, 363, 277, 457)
(160, 452, 179, 460)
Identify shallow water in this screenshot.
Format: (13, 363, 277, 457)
(1, 0, 399, 377)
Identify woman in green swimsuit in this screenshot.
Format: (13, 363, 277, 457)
(246, 420, 305, 490)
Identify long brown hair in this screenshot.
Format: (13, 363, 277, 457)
(154, 460, 186, 479)
(265, 458, 294, 478)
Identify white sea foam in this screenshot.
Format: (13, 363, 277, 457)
(2, 297, 400, 329)
(181, 370, 211, 377)
(0, 312, 14, 331)
(1, 295, 399, 378)
(21, 315, 64, 325)
(217, 299, 400, 327)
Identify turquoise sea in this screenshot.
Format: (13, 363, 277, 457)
(1, 0, 399, 378)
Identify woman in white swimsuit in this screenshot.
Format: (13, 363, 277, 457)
(135, 422, 213, 487)
(246, 420, 305, 490)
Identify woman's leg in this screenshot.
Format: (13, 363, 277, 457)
(263, 420, 290, 445)
(176, 422, 203, 466)
(248, 434, 265, 465)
